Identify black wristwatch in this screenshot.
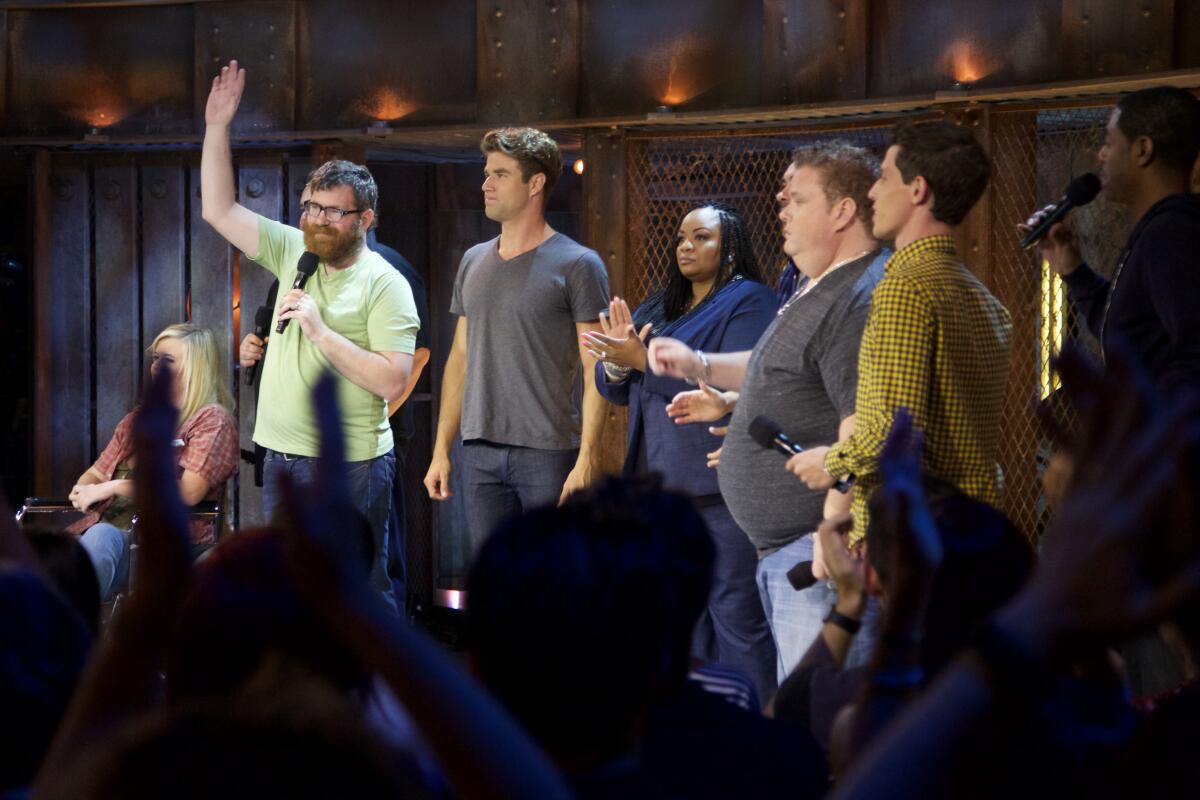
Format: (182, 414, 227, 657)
(824, 606, 862, 634)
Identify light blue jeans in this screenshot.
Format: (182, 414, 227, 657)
(756, 534, 878, 682)
(79, 522, 131, 602)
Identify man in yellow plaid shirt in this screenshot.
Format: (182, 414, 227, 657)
(786, 120, 1013, 542)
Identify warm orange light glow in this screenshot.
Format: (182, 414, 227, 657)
(648, 34, 712, 106)
(573, 159, 585, 175)
(944, 39, 998, 84)
(359, 87, 420, 122)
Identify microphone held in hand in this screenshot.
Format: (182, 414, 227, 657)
(749, 415, 854, 494)
(275, 251, 319, 334)
(1019, 173, 1101, 249)
(244, 305, 274, 386)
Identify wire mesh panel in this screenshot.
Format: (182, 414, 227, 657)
(989, 104, 1129, 539)
(625, 126, 891, 305)
(624, 102, 1130, 543)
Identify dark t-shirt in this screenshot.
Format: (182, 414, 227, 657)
(370, 236, 430, 445)
(719, 251, 885, 553)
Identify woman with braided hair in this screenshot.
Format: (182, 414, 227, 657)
(582, 202, 779, 703)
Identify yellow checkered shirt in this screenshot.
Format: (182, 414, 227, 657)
(823, 235, 1013, 542)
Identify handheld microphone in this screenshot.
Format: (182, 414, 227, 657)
(276, 251, 320, 334)
(749, 415, 854, 494)
(1019, 173, 1101, 249)
(244, 305, 274, 386)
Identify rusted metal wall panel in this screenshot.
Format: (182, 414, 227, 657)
(762, 0, 868, 103)
(93, 162, 140, 451)
(477, 0, 580, 124)
(869, 0, 1060, 97)
(34, 154, 91, 493)
(1179, 0, 1200, 68)
(194, 0, 296, 135)
(297, 0, 477, 130)
(1061, 0, 1176, 79)
(7, 6, 194, 136)
(581, 0, 762, 117)
(140, 162, 187, 351)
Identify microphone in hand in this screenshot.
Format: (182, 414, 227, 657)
(276, 251, 319, 334)
(244, 305, 274, 386)
(749, 415, 854, 494)
(1019, 173, 1100, 250)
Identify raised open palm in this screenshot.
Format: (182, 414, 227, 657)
(205, 59, 246, 127)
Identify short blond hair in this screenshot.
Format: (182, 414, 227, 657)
(480, 127, 563, 199)
(149, 323, 233, 424)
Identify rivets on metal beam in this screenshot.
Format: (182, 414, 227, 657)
(246, 178, 266, 199)
(103, 181, 121, 201)
(150, 179, 168, 200)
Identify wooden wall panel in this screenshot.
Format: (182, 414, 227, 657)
(1061, 0, 1176, 79)
(194, 0, 296, 135)
(1178, 0, 1200, 67)
(298, 0, 477, 129)
(0, 11, 7, 123)
(188, 162, 233, 387)
(235, 159, 285, 528)
(582, 129, 627, 476)
(477, 0, 580, 123)
(581, 0, 762, 116)
(869, 0, 1060, 97)
(34, 155, 91, 493)
(763, 0, 868, 103)
(140, 163, 187, 351)
(93, 162, 139, 450)
(6, 6, 194, 137)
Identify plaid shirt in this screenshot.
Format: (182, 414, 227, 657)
(67, 404, 240, 546)
(824, 236, 1012, 542)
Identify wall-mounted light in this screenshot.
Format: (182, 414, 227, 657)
(573, 159, 585, 175)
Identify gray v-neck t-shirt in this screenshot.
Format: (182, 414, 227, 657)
(451, 233, 610, 450)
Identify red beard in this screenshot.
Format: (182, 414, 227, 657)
(301, 219, 363, 265)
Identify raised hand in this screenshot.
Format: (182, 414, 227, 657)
(582, 297, 650, 372)
(205, 59, 246, 128)
(124, 364, 193, 638)
(667, 382, 735, 425)
(877, 409, 940, 628)
(1001, 344, 1200, 651)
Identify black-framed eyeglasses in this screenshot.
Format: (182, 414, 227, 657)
(300, 201, 362, 222)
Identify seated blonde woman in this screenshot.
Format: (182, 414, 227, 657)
(67, 323, 239, 601)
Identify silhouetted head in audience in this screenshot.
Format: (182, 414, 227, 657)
(75, 693, 427, 800)
(467, 474, 714, 770)
(166, 521, 374, 704)
(0, 563, 93, 792)
(865, 478, 1035, 675)
(28, 528, 101, 634)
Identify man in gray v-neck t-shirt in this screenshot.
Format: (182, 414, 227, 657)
(426, 127, 610, 556)
(452, 233, 609, 450)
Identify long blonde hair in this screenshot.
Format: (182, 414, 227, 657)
(149, 323, 233, 424)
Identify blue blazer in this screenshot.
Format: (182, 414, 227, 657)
(597, 279, 777, 500)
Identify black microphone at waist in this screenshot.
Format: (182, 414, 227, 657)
(244, 305, 274, 386)
(748, 415, 854, 494)
(276, 251, 320, 334)
(1019, 173, 1101, 249)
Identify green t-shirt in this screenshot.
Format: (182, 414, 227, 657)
(252, 216, 419, 461)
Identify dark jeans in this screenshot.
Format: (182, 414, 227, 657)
(692, 502, 778, 705)
(459, 440, 577, 554)
(387, 440, 410, 614)
(263, 448, 397, 614)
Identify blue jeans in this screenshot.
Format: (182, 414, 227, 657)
(80, 522, 131, 602)
(756, 534, 878, 682)
(459, 440, 577, 554)
(263, 448, 397, 614)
